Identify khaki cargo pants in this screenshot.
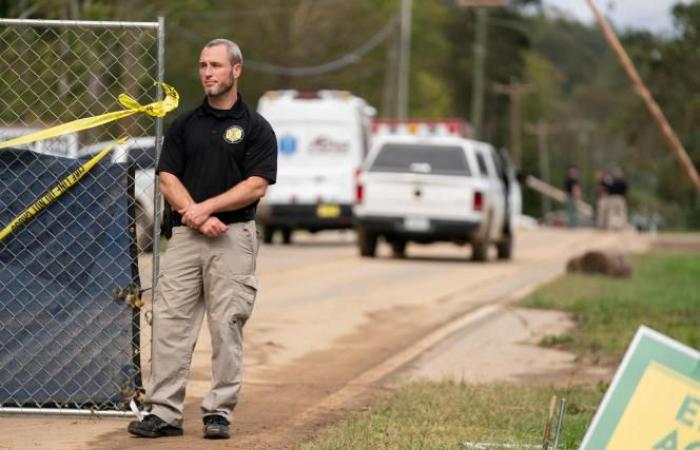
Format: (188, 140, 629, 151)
(145, 220, 259, 427)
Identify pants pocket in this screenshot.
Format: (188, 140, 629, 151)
(230, 274, 258, 323)
(240, 221, 258, 256)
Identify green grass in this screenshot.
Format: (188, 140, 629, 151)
(522, 251, 700, 362)
(298, 382, 603, 450)
(298, 251, 700, 449)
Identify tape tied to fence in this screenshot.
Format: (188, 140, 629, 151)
(0, 82, 179, 150)
(0, 81, 179, 242)
(0, 137, 129, 243)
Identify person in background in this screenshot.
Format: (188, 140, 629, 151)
(594, 169, 613, 229)
(564, 165, 582, 227)
(607, 167, 628, 230)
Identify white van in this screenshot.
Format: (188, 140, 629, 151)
(256, 90, 375, 244)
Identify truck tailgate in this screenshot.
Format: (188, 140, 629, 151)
(361, 172, 485, 221)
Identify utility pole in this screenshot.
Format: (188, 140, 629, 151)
(493, 78, 534, 169)
(471, 8, 488, 139)
(456, 0, 504, 139)
(526, 120, 594, 219)
(397, 0, 413, 119)
(526, 121, 553, 218)
(566, 120, 595, 193)
(382, 22, 399, 117)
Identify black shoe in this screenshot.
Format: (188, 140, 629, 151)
(128, 414, 183, 438)
(203, 415, 230, 439)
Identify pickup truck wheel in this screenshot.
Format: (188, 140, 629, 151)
(391, 240, 407, 258)
(497, 232, 513, 260)
(282, 228, 293, 245)
(471, 238, 488, 262)
(262, 225, 274, 244)
(358, 229, 378, 257)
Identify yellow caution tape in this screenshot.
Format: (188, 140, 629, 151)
(0, 82, 178, 150)
(0, 137, 128, 243)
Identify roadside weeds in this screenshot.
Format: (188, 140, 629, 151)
(297, 250, 700, 449)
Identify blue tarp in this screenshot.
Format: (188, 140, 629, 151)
(0, 149, 139, 409)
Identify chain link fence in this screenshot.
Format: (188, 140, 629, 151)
(0, 18, 164, 414)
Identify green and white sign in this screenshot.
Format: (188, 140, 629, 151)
(580, 326, 700, 450)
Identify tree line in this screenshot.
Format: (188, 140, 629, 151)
(2, 0, 699, 227)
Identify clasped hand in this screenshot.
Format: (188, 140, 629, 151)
(179, 202, 228, 237)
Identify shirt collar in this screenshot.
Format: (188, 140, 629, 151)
(198, 93, 246, 119)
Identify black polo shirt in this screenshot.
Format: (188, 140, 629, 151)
(157, 94, 277, 226)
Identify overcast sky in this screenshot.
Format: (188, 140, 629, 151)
(542, 0, 694, 35)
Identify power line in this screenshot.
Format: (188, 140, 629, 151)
(244, 14, 399, 77)
(172, 0, 350, 19)
(169, 13, 398, 77)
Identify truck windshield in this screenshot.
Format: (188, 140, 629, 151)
(369, 144, 471, 176)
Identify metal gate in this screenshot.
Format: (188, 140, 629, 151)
(0, 18, 164, 415)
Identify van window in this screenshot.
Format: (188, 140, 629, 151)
(370, 144, 471, 176)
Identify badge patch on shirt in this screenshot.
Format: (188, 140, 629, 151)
(224, 125, 244, 144)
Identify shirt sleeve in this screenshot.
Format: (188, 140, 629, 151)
(156, 117, 185, 178)
(244, 115, 277, 185)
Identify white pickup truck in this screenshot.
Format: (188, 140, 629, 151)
(353, 135, 519, 261)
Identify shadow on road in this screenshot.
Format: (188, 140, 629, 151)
(263, 240, 356, 249)
(375, 255, 480, 264)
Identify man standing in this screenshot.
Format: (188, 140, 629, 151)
(128, 38, 277, 439)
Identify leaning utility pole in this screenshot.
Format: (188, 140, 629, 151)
(586, 0, 700, 193)
(397, 0, 413, 119)
(493, 78, 534, 169)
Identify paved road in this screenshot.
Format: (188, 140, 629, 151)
(0, 227, 648, 450)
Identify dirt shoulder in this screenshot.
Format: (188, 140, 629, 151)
(400, 306, 614, 386)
